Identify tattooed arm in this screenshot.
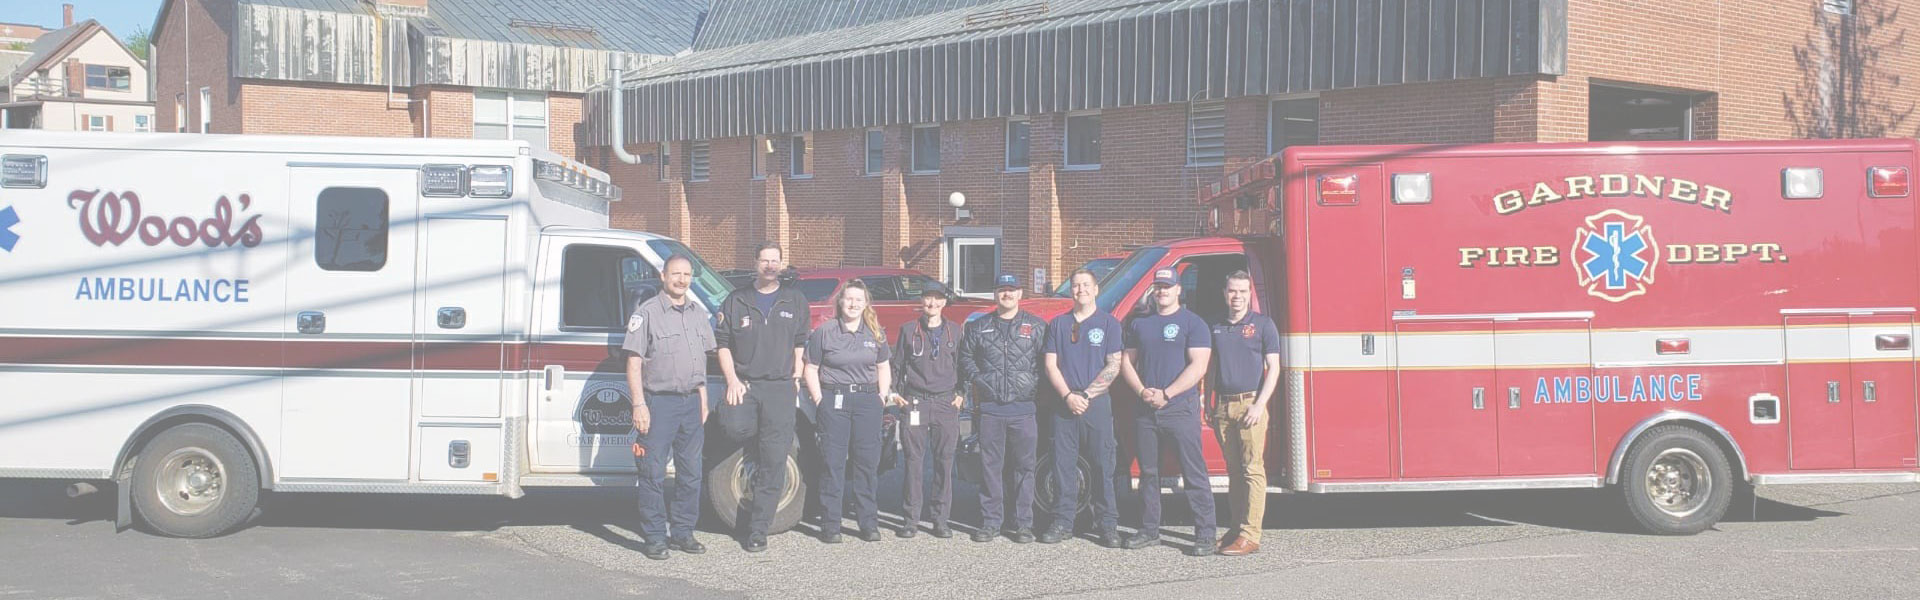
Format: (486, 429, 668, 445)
(1083, 350, 1122, 399)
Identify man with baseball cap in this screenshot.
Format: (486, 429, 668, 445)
(1120, 267, 1218, 556)
(958, 274, 1048, 543)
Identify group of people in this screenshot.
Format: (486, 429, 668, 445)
(620, 242, 1281, 561)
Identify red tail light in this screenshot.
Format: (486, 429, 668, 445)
(1656, 338, 1691, 355)
(1870, 166, 1909, 198)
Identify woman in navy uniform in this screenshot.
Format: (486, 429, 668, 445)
(803, 279, 894, 543)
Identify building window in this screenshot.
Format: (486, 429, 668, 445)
(198, 87, 211, 133)
(1589, 84, 1694, 141)
(175, 94, 185, 132)
(688, 140, 710, 182)
(1268, 96, 1319, 154)
(750, 135, 768, 180)
(84, 65, 131, 91)
(315, 187, 390, 272)
(1065, 112, 1101, 169)
(86, 115, 107, 132)
(789, 132, 812, 177)
(1005, 117, 1031, 171)
(134, 114, 150, 132)
(658, 142, 671, 181)
(864, 129, 885, 175)
(473, 90, 548, 150)
(912, 124, 941, 174)
(1187, 100, 1226, 167)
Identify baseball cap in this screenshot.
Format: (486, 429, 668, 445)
(1150, 268, 1178, 287)
(996, 274, 1021, 289)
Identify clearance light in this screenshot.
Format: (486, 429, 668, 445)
(469, 165, 514, 198)
(1656, 338, 1691, 355)
(1876, 333, 1911, 352)
(1782, 167, 1823, 199)
(1392, 173, 1432, 204)
(419, 164, 469, 197)
(1869, 166, 1910, 198)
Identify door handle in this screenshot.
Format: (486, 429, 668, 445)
(296, 311, 326, 334)
(437, 307, 467, 329)
(1472, 387, 1485, 410)
(543, 365, 565, 401)
(1508, 387, 1521, 409)
(1863, 380, 1877, 403)
(1827, 381, 1841, 404)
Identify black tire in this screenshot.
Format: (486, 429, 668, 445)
(705, 440, 807, 534)
(1618, 425, 1732, 535)
(1034, 450, 1093, 524)
(129, 423, 260, 538)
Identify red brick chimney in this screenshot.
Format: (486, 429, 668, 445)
(63, 4, 74, 27)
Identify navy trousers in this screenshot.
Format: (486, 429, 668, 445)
(634, 391, 704, 543)
(1134, 406, 1216, 541)
(1048, 394, 1119, 532)
(817, 391, 883, 535)
(978, 411, 1038, 531)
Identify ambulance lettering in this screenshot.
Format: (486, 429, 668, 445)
(1533, 374, 1704, 404)
(68, 189, 264, 248)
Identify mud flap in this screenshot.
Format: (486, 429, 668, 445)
(114, 471, 132, 532)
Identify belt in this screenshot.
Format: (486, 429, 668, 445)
(643, 389, 699, 397)
(823, 382, 880, 394)
(1220, 391, 1258, 402)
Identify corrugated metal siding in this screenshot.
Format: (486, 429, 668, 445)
(417, 36, 663, 93)
(245, 0, 703, 55)
(591, 0, 1567, 145)
(234, 3, 399, 86)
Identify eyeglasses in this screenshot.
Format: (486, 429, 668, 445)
(1071, 321, 1082, 344)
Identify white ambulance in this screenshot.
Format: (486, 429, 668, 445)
(0, 131, 742, 537)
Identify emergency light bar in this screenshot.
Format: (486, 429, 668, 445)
(1782, 167, 1823, 199)
(534, 158, 622, 201)
(1870, 166, 1910, 198)
(1, 154, 47, 189)
(1392, 173, 1432, 204)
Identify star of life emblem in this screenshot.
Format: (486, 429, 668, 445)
(1574, 209, 1659, 302)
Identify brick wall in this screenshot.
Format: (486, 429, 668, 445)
(239, 81, 418, 137)
(152, 0, 240, 133)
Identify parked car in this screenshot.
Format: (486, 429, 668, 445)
(1051, 252, 1129, 296)
(792, 268, 994, 334)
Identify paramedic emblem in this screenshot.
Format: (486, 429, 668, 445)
(1163, 324, 1180, 341)
(1574, 209, 1659, 302)
(0, 205, 18, 252)
(626, 313, 644, 333)
(579, 381, 634, 436)
(1242, 324, 1256, 339)
(1019, 323, 1034, 337)
(1088, 328, 1105, 345)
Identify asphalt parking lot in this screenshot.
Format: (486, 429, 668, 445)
(3, 469, 1916, 599)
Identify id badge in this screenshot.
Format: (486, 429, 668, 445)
(834, 394, 844, 411)
(909, 409, 921, 427)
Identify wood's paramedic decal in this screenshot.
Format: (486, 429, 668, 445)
(1574, 209, 1659, 302)
(68, 189, 264, 248)
(576, 380, 636, 443)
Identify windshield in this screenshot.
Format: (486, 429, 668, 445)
(796, 278, 841, 303)
(1054, 257, 1124, 296)
(1095, 247, 1168, 315)
(645, 239, 734, 312)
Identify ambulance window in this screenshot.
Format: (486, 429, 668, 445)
(314, 188, 389, 272)
(1175, 254, 1250, 324)
(561, 244, 642, 330)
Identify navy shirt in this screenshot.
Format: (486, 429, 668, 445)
(1125, 308, 1212, 409)
(755, 289, 780, 323)
(1044, 311, 1123, 395)
(1209, 312, 1281, 395)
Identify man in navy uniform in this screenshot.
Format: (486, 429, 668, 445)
(1209, 270, 1282, 556)
(958, 274, 1047, 543)
(1038, 268, 1125, 547)
(1119, 268, 1218, 556)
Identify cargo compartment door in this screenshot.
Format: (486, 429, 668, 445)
(1394, 319, 1498, 478)
(1849, 314, 1917, 469)
(1494, 318, 1596, 476)
(1786, 315, 1854, 470)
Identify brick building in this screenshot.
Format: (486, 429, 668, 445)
(584, 0, 1919, 296)
(149, 0, 704, 159)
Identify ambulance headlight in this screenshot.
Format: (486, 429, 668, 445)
(1782, 167, 1824, 199)
(469, 165, 514, 198)
(1392, 173, 1431, 204)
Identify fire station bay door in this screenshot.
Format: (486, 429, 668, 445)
(1785, 312, 1918, 470)
(282, 167, 419, 481)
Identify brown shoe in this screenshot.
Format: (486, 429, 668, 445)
(1217, 537, 1260, 556)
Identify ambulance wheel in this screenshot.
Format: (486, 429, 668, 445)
(706, 440, 807, 534)
(1034, 450, 1093, 524)
(130, 423, 260, 538)
(1619, 425, 1731, 535)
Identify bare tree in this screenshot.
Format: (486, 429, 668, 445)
(1784, 0, 1915, 138)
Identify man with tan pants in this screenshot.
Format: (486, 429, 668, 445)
(1207, 270, 1282, 556)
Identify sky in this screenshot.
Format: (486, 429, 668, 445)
(1, 0, 165, 42)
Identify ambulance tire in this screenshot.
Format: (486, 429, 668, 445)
(129, 423, 260, 538)
(705, 439, 807, 534)
(1618, 425, 1732, 535)
(1034, 449, 1093, 526)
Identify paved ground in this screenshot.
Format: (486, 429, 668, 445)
(3, 470, 1916, 599)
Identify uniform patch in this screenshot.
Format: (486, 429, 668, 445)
(1242, 324, 1256, 339)
(741, 315, 752, 328)
(1162, 323, 1180, 341)
(1018, 323, 1034, 337)
(864, 340, 877, 349)
(779, 310, 794, 319)
(627, 313, 644, 333)
(1088, 328, 1105, 345)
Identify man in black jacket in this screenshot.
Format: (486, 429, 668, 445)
(958, 274, 1048, 543)
(713, 242, 811, 553)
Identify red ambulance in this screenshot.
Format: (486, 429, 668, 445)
(1034, 139, 1918, 534)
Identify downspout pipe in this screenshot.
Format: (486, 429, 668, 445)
(609, 63, 640, 165)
